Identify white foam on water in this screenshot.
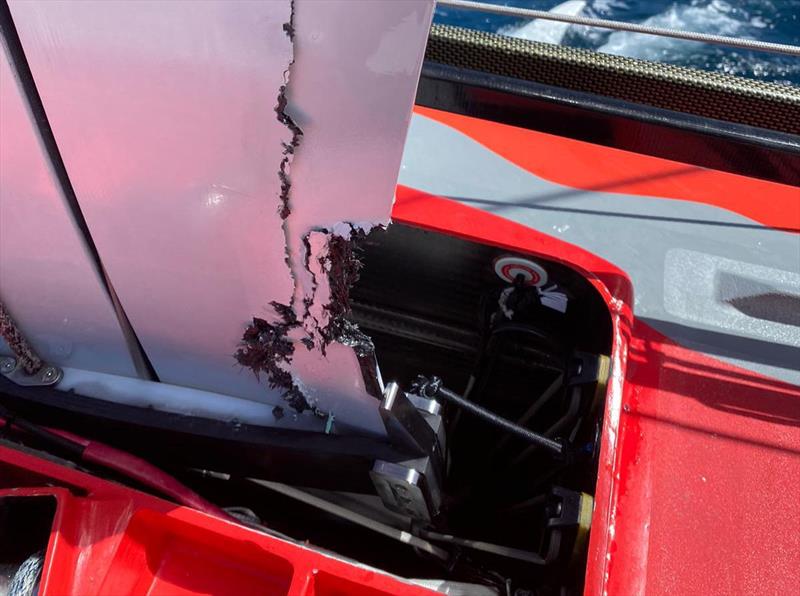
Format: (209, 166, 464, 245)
(589, 0, 800, 82)
(591, 0, 630, 12)
(598, 0, 746, 61)
(499, 0, 587, 45)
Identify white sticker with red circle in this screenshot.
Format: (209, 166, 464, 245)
(494, 256, 548, 287)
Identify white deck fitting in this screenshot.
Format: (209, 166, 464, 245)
(8, 0, 433, 436)
(0, 44, 137, 377)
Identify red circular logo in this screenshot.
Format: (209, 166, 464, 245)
(500, 263, 540, 284)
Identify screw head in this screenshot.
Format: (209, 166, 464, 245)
(40, 367, 58, 383)
(0, 358, 16, 373)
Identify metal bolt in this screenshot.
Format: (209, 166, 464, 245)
(0, 357, 16, 373)
(40, 367, 58, 383)
(545, 501, 563, 518)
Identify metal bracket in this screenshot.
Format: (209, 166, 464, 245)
(0, 356, 62, 387)
(372, 381, 446, 521)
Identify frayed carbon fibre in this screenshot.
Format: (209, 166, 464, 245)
(235, 302, 309, 413)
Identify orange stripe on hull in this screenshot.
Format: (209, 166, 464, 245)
(414, 106, 800, 233)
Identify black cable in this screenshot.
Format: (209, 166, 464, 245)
(412, 376, 565, 456)
(0, 403, 85, 458)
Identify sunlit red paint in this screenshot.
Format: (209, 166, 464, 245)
(0, 446, 437, 596)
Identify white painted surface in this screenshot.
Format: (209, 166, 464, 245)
(9, 0, 432, 435)
(0, 43, 137, 377)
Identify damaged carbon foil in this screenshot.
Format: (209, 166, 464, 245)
(307, 226, 382, 397)
(276, 1, 303, 259)
(235, 302, 308, 414)
(316, 229, 376, 354)
(236, 2, 382, 420)
(236, 1, 310, 414)
(236, 225, 383, 414)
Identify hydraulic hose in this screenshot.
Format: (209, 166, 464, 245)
(413, 376, 565, 457)
(48, 427, 232, 519)
(0, 405, 231, 519)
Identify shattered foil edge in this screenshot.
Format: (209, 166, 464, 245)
(235, 1, 386, 415)
(236, 2, 311, 413)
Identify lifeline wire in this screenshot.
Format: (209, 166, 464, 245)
(437, 0, 800, 57)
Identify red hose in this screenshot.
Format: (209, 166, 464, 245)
(1, 415, 233, 520)
(48, 427, 233, 520)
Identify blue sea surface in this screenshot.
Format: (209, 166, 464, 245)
(434, 1, 800, 86)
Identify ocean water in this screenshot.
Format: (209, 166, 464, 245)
(434, 0, 800, 86)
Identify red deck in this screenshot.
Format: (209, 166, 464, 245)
(0, 445, 436, 596)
